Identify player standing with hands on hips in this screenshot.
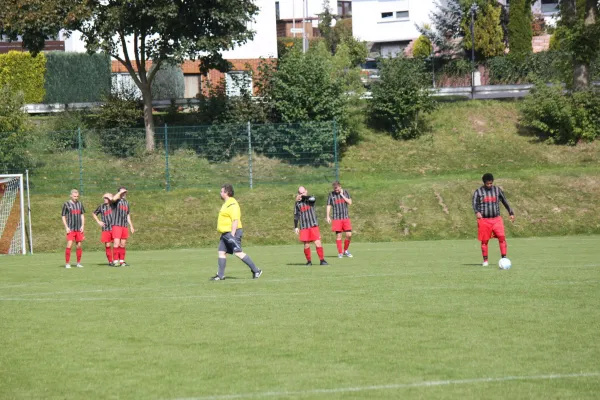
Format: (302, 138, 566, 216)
(326, 181, 353, 258)
(472, 173, 515, 266)
(211, 184, 262, 281)
(61, 189, 85, 268)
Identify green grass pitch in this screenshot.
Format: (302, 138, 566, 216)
(1, 236, 600, 399)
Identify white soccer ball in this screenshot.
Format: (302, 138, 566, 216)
(498, 258, 512, 270)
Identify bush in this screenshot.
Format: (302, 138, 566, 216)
(520, 83, 600, 144)
(462, 2, 505, 59)
(368, 57, 436, 139)
(44, 52, 111, 104)
(93, 93, 144, 158)
(487, 51, 561, 84)
(47, 111, 90, 152)
(413, 35, 433, 59)
(151, 63, 185, 100)
(0, 86, 33, 173)
(0, 51, 46, 103)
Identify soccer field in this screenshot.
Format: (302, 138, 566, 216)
(1, 236, 599, 399)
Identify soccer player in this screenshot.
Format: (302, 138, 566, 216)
(111, 187, 135, 267)
(92, 193, 115, 266)
(472, 173, 515, 266)
(326, 181, 353, 258)
(211, 183, 262, 281)
(61, 189, 85, 268)
(294, 186, 328, 266)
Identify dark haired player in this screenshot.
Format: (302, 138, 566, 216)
(326, 181, 353, 258)
(61, 189, 85, 268)
(211, 183, 262, 281)
(111, 187, 135, 267)
(472, 173, 515, 266)
(92, 193, 115, 266)
(294, 186, 328, 266)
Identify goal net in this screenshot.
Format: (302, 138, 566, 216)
(0, 175, 26, 255)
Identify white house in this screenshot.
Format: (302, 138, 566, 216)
(351, 0, 437, 57)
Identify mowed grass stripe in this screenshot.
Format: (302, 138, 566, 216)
(1, 237, 599, 399)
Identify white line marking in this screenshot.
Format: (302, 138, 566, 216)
(169, 372, 600, 400)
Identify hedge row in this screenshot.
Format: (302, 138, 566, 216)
(0, 51, 46, 103)
(0, 51, 111, 104)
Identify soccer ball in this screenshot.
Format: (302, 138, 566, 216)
(498, 258, 512, 270)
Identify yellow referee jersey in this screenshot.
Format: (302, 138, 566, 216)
(217, 197, 243, 233)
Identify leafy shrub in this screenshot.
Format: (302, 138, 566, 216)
(46, 111, 90, 151)
(0, 51, 46, 103)
(44, 52, 111, 103)
(151, 63, 185, 100)
(413, 35, 433, 59)
(462, 2, 505, 59)
(487, 51, 561, 84)
(93, 93, 144, 158)
(0, 86, 33, 173)
(368, 57, 436, 139)
(520, 83, 600, 144)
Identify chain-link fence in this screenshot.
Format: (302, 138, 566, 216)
(1, 121, 340, 195)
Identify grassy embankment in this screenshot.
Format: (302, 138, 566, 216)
(28, 100, 600, 253)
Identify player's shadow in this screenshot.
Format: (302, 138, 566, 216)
(462, 263, 485, 266)
(286, 263, 311, 266)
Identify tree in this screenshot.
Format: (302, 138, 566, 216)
(417, 0, 463, 55)
(368, 57, 437, 139)
(318, 3, 367, 66)
(412, 35, 433, 58)
(557, 0, 600, 90)
(462, 1, 505, 59)
(3, 0, 259, 152)
(0, 0, 90, 54)
(508, 0, 533, 57)
(151, 64, 185, 100)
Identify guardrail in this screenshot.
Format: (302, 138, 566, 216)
(23, 83, 594, 113)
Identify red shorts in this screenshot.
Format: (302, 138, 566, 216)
(101, 231, 113, 243)
(66, 231, 85, 242)
(299, 226, 321, 242)
(112, 226, 129, 240)
(331, 218, 352, 232)
(478, 217, 505, 242)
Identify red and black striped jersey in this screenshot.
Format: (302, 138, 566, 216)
(327, 190, 351, 220)
(294, 196, 319, 229)
(472, 186, 514, 218)
(61, 200, 85, 231)
(94, 203, 114, 231)
(112, 199, 130, 227)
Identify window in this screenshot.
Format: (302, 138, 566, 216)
(225, 71, 252, 97)
(541, 0, 558, 14)
(275, 1, 280, 20)
(381, 12, 394, 19)
(337, 1, 352, 17)
(396, 10, 409, 19)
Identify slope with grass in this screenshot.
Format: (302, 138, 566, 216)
(26, 100, 600, 253)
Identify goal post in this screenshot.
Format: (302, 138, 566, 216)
(0, 174, 27, 255)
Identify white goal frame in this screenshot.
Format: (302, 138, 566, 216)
(0, 174, 28, 255)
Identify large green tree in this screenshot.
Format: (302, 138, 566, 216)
(461, 1, 505, 59)
(1, 0, 259, 152)
(508, 0, 533, 57)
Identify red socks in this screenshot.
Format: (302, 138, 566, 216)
(65, 248, 71, 263)
(336, 240, 343, 254)
(344, 239, 350, 252)
(304, 248, 311, 262)
(316, 246, 324, 261)
(106, 247, 113, 263)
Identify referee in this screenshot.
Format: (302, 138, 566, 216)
(211, 184, 262, 281)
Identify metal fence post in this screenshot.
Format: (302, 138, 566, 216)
(78, 127, 83, 194)
(333, 120, 339, 182)
(247, 121, 253, 189)
(164, 124, 170, 192)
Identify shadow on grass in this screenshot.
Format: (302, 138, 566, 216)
(462, 263, 485, 266)
(286, 263, 311, 266)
